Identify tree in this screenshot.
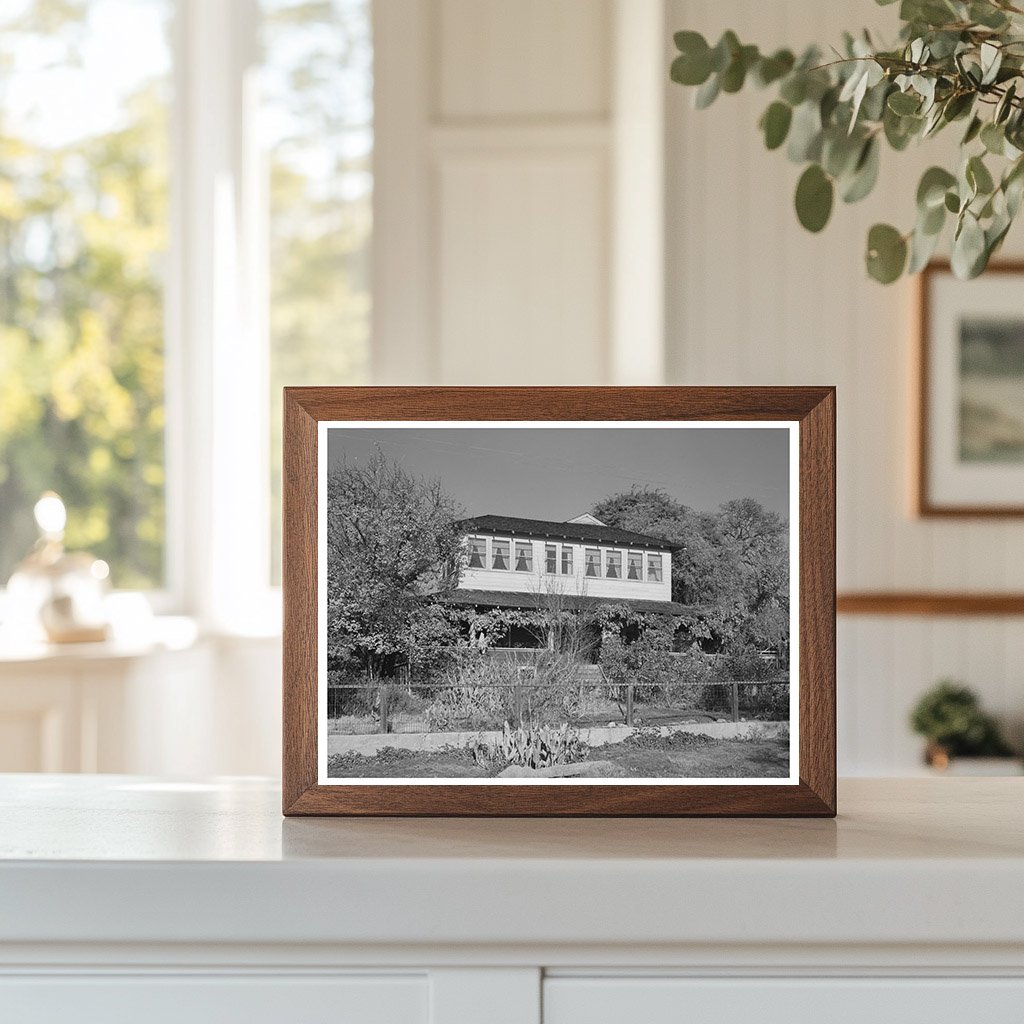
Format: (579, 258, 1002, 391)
(671, 1, 1024, 283)
(592, 486, 724, 605)
(592, 487, 790, 653)
(326, 449, 464, 679)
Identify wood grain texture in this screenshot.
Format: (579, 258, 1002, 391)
(916, 260, 1024, 518)
(838, 592, 1024, 616)
(282, 387, 836, 817)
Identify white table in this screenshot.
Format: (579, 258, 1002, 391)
(1, 776, 1022, 1023)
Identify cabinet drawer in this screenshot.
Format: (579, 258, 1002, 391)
(544, 977, 1024, 1024)
(0, 974, 427, 1024)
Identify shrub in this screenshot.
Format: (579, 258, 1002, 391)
(910, 681, 1014, 757)
(501, 721, 588, 769)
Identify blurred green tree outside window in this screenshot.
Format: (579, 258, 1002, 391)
(0, 0, 172, 589)
(0, 0, 373, 595)
(263, 0, 372, 583)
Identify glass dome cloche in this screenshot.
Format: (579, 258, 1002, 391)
(5, 492, 111, 644)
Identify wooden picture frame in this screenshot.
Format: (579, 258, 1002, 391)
(917, 260, 1024, 517)
(283, 387, 836, 817)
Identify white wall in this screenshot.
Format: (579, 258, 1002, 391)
(665, 0, 1024, 771)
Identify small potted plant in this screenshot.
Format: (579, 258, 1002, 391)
(910, 680, 1019, 773)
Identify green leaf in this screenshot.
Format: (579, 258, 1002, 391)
(779, 74, 807, 106)
(951, 212, 987, 278)
(710, 31, 740, 73)
(842, 137, 880, 203)
(888, 91, 921, 116)
(944, 190, 961, 213)
(917, 166, 957, 210)
(760, 102, 792, 150)
(981, 122, 1005, 155)
(694, 74, 721, 109)
(908, 221, 942, 273)
(721, 44, 759, 92)
(962, 115, 983, 145)
(787, 101, 823, 162)
(754, 49, 795, 87)
(967, 155, 995, 196)
(996, 83, 1017, 125)
(671, 32, 713, 86)
(795, 164, 834, 232)
(969, 2, 1009, 29)
(866, 223, 908, 284)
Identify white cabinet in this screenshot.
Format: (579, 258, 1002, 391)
(544, 977, 1024, 1024)
(0, 975, 428, 1024)
(1, 778, 1023, 1024)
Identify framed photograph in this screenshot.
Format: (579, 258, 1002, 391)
(918, 261, 1024, 516)
(283, 387, 835, 816)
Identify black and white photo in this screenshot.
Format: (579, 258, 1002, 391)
(318, 422, 798, 784)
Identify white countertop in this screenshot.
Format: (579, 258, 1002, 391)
(1, 776, 1022, 953)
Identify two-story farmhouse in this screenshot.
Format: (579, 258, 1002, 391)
(444, 512, 693, 623)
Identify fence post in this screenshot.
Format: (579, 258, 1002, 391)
(731, 681, 739, 723)
(626, 684, 634, 728)
(379, 682, 390, 734)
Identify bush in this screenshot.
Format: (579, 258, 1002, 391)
(501, 721, 588, 768)
(910, 680, 1013, 757)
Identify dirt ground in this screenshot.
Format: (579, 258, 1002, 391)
(327, 731, 790, 779)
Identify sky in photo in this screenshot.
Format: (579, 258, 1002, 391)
(327, 426, 792, 521)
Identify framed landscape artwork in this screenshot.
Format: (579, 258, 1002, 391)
(282, 387, 836, 816)
(918, 262, 1024, 516)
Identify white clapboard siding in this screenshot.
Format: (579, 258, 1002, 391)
(666, 0, 1024, 774)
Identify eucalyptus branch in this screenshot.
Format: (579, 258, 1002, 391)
(670, 0, 1024, 283)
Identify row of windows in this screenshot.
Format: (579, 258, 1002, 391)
(466, 536, 664, 583)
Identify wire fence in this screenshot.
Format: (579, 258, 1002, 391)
(327, 667, 789, 734)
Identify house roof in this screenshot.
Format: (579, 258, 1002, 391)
(440, 588, 698, 618)
(457, 514, 676, 551)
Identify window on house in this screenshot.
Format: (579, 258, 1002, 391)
(0, 0, 173, 589)
(515, 540, 533, 572)
(561, 545, 573, 575)
(467, 536, 486, 569)
(647, 552, 663, 582)
(545, 544, 557, 574)
(584, 548, 600, 578)
(492, 538, 510, 571)
(627, 551, 642, 581)
(606, 550, 622, 579)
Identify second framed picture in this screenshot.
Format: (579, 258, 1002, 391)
(283, 387, 835, 816)
(918, 261, 1024, 516)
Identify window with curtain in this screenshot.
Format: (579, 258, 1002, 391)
(627, 551, 642, 581)
(605, 550, 621, 579)
(466, 536, 486, 569)
(584, 548, 600, 578)
(561, 545, 573, 575)
(647, 552, 663, 582)
(514, 540, 533, 573)
(492, 538, 509, 571)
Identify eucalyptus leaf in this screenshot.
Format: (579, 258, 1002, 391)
(842, 137, 881, 203)
(951, 212, 986, 278)
(866, 223, 908, 283)
(760, 101, 793, 150)
(795, 164, 834, 232)
(917, 166, 957, 210)
(888, 90, 921, 115)
(981, 121, 1006, 155)
(967, 154, 995, 195)
(787, 101, 823, 162)
(908, 221, 942, 273)
(694, 73, 721, 109)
